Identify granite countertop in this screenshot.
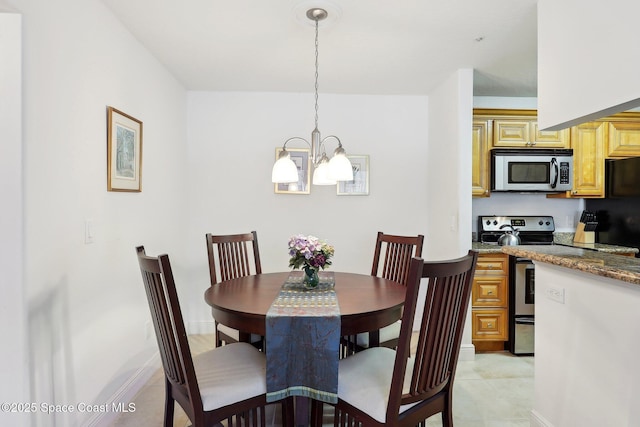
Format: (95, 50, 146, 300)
(500, 245, 640, 285)
(472, 232, 639, 255)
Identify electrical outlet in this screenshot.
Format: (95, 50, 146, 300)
(546, 287, 565, 304)
(566, 215, 574, 228)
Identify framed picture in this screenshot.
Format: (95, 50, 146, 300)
(337, 155, 369, 196)
(107, 107, 143, 192)
(274, 148, 311, 194)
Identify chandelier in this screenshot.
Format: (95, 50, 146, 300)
(271, 8, 354, 186)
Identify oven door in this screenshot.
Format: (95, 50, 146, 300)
(514, 258, 535, 316)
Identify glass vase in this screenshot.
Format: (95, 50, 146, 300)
(303, 266, 320, 289)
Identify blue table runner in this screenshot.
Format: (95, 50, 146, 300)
(265, 271, 340, 404)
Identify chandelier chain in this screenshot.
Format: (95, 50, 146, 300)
(314, 16, 319, 130)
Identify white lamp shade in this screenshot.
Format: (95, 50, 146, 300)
(328, 153, 354, 181)
(272, 155, 299, 183)
(312, 161, 337, 185)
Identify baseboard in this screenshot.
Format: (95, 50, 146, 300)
(458, 343, 475, 361)
(530, 409, 553, 427)
(82, 351, 160, 427)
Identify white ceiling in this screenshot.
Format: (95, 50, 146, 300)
(101, 0, 538, 97)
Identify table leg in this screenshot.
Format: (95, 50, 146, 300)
(295, 396, 309, 426)
(369, 329, 380, 347)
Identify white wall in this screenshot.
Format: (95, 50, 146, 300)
(537, 0, 640, 130)
(10, 0, 188, 425)
(426, 69, 474, 259)
(0, 12, 26, 427)
(425, 69, 476, 359)
(184, 91, 431, 328)
(532, 263, 640, 427)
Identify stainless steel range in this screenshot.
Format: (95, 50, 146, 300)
(478, 215, 555, 246)
(478, 215, 556, 356)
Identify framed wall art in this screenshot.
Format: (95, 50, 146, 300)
(107, 106, 143, 192)
(337, 155, 369, 196)
(274, 148, 311, 194)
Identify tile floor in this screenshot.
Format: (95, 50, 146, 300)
(110, 334, 534, 427)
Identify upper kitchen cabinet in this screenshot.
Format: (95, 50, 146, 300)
(606, 113, 640, 157)
(472, 119, 491, 197)
(488, 109, 570, 149)
(548, 121, 607, 199)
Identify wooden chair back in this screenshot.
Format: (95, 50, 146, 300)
(206, 231, 261, 285)
(135, 246, 202, 421)
(371, 232, 424, 286)
(389, 250, 478, 426)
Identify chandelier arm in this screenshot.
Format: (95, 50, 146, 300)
(282, 137, 311, 150)
(320, 135, 343, 148)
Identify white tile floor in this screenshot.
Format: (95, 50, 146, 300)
(111, 335, 534, 427)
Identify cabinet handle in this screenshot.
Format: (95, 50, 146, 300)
(487, 291, 493, 295)
(487, 323, 493, 328)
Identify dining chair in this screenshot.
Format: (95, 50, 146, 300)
(205, 231, 263, 348)
(352, 231, 424, 351)
(313, 251, 478, 427)
(135, 246, 294, 427)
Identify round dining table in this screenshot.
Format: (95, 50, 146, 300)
(203, 271, 406, 346)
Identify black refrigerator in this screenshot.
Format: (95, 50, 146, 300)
(586, 156, 640, 257)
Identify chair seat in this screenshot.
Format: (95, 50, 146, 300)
(338, 347, 419, 423)
(193, 342, 267, 411)
(355, 321, 401, 348)
(217, 323, 263, 344)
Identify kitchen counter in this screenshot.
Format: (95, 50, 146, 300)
(500, 244, 640, 285)
(516, 246, 640, 426)
(472, 233, 639, 256)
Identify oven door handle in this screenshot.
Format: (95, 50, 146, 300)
(515, 317, 535, 325)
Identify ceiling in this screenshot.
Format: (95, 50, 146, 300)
(101, 0, 538, 97)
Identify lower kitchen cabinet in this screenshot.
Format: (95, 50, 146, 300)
(472, 253, 509, 351)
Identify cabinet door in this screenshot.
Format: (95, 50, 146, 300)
(472, 120, 491, 197)
(571, 122, 606, 197)
(472, 309, 508, 341)
(472, 276, 508, 306)
(493, 120, 531, 147)
(475, 254, 509, 273)
(531, 123, 570, 148)
(607, 121, 640, 157)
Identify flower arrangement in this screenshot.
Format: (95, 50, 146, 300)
(288, 234, 335, 271)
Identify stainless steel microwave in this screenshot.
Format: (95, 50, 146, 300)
(491, 149, 573, 192)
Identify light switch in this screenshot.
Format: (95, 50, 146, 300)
(85, 219, 95, 244)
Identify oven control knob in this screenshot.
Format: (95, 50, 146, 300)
(493, 220, 498, 225)
(539, 220, 543, 225)
(546, 221, 551, 226)
(486, 220, 491, 226)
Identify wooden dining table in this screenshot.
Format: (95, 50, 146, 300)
(204, 271, 405, 426)
(203, 271, 406, 346)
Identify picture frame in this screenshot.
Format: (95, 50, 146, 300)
(337, 155, 369, 196)
(107, 106, 143, 192)
(274, 148, 311, 194)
